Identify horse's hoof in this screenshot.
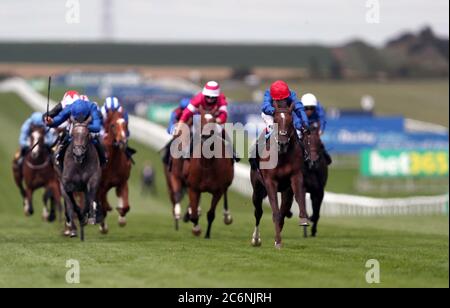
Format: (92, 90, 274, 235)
(192, 226, 202, 237)
(118, 216, 127, 227)
(286, 211, 293, 219)
(70, 230, 78, 238)
(99, 224, 109, 234)
(48, 212, 56, 223)
(183, 212, 190, 223)
(299, 218, 310, 226)
(88, 218, 96, 225)
(224, 213, 233, 225)
(274, 242, 282, 250)
(175, 219, 180, 231)
(63, 229, 71, 237)
(24, 207, 32, 217)
(251, 237, 262, 247)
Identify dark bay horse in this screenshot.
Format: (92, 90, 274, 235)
(97, 110, 132, 233)
(12, 125, 62, 222)
(303, 126, 328, 237)
(60, 117, 102, 241)
(180, 105, 234, 238)
(250, 102, 310, 249)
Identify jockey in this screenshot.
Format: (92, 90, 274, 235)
(261, 80, 310, 137)
(45, 99, 107, 167)
(44, 90, 80, 121)
(167, 97, 191, 135)
(162, 97, 191, 165)
(15, 112, 57, 167)
(249, 80, 310, 170)
(301, 93, 332, 165)
(178, 81, 228, 126)
(175, 81, 239, 162)
(101, 96, 136, 160)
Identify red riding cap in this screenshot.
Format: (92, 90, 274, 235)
(270, 80, 290, 100)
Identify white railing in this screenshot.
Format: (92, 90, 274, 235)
(1, 77, 448, 216)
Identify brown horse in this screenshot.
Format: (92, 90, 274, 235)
(303, 126, 329, 237)
(97, 110, 132, 233)
(250, 102, 310, 249)
(12, 125, 62, 222)
(164, 115, 233, 231)
(177, 105, 234, 238)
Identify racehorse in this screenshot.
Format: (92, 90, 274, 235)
(12, 125, 62, 222)
(303, 126, 328, 237)
(164, 115, 233, 231)
(97, 110, 132, 233)
(60, 117, 102, 241)
(179, 105, 234, 238)
(250, 102, 310, 249)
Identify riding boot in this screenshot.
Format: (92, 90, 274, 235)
(125, 145, 137, 164)
(222, 131, 241, 163)
(319, 142, 332, 165)
(56, 136, 70, 170)
(249, 132, 267, 170)
(323, 147, 332, 165)
(93, 138, 107, 166)
(162, 140, 173, 165)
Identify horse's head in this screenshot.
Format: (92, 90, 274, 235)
(29, 125, 45, 159)
(273, 101, 295, 154)
(71, 116, 91, 164)
(303, 126, 322, 169)
(199, 104, 219, 140)
(106, 111, 128, 150)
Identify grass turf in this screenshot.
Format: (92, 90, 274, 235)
(0, 92, 448, 288)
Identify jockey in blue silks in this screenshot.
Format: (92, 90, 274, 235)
(101, 96, 136, 161)
(162, 97, 191, 165)
(16, 112, 58, 166)
(261, 80, 310, 138)
(249, 80, 310, 170)
(167, 97, 191, 135)
(300, 93, 332, 165)
(45, 98, 107, 167)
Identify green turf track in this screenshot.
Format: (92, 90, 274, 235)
(0, 93, 448, 288)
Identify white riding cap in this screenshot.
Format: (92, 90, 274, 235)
(202, 81, 221, 97)
(301, 93, 318, 107)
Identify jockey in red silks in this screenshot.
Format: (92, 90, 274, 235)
(173, 81, 239, 162)
(178, 81, 229, 125)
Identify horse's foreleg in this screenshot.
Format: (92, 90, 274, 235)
(116, 183, 130, 227)
(251, 184, 266, 247)
(188, 189, 202, 237)
(280, 188, 294, 232)
(265, 180, 282, 249)
(310, 190, 324, 237)
(97, 187, 109, 234)
(291, 174, 310, 238)
(205, 192, 222, 239)
(24, 187, 34, 217)
(61, 187, 78, 238)
(223, 190, 233, 225)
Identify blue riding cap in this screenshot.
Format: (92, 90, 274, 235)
(30, 112, 45, 126)
(71, 99, 91, 122)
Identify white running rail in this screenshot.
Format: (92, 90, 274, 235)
(1, 77, 448, 216)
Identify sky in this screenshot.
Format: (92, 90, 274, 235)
(0, 0, 448, 46)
